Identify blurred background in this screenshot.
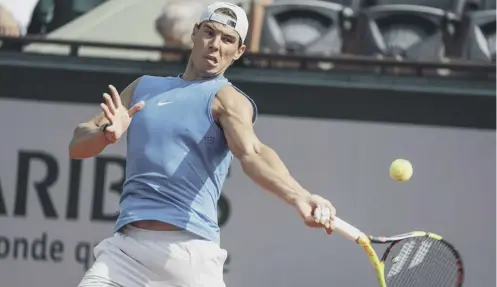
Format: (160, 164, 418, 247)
(0, 0, 496, 62)
(0, 0, 495, 286)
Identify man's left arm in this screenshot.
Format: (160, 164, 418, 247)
(215, 86, 336, 233)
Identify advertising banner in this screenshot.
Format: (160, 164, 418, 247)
(0, 99, 494, 286)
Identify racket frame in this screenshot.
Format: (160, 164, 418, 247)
(333, 217, 464, 287)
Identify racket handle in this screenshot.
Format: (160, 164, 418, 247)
(333, 217, 365, 241)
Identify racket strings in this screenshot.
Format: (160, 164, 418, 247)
(399, 246, 456, 286)
(398, 240, 455, 285)
(402, 240, 459, 286)
(384, 237, 461, 286)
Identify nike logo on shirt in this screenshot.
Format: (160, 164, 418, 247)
(158, 101, 173, 106)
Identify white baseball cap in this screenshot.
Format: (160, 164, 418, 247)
(198, 2, 249, 43)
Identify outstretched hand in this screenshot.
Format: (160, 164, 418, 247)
(294, 194, 336, 235)
(100, 85, 145, 142)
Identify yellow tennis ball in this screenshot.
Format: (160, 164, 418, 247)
(389, 159, 413, 182)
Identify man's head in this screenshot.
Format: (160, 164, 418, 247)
(189, 2, 249, 78)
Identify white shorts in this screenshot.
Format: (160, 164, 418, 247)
(77, 225, 228, 287)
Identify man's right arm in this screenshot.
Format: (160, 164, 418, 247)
(68, 78, 141, 159)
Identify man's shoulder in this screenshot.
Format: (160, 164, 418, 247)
(216, 85, 247, 104)
(217, 84, 240, 95)
(216, 85, 258, 123)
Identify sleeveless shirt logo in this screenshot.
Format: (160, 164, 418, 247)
(204, 136, 216, 146)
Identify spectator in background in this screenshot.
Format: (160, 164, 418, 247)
(155, 0, 210, 61)
(0, 0, 40, 37)
(155, 0, 237, 61)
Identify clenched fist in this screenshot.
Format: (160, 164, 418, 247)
(294, 194, 337, 235)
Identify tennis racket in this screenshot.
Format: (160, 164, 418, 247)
(314, 208, 464, 287)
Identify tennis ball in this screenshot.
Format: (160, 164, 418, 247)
(389, 159, 413, 182)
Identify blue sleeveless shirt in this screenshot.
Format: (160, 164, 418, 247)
(115, 74, 257, 244)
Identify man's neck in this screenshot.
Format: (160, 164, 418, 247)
(181, 60, 223, 81)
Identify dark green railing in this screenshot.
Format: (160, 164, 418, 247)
(1, 35, 495, 77)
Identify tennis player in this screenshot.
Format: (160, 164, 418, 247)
(69, 2, 336, 286)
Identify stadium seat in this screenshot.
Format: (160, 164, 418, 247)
(455, 0, 496, 62)
(352, 0, 467, 61)
(258, 0, 361, 56)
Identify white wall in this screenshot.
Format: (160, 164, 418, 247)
(0, 98, 494, 286)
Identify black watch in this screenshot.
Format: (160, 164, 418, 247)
(100, 123, 117, 143)
(100, 123, 111, 133)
